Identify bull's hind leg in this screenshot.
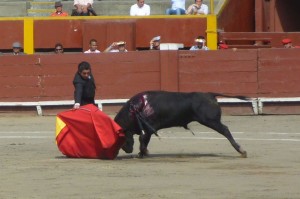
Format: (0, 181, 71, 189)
(204, 121, 247, 158)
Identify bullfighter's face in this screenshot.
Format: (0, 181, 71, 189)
(79, 69, 91, 80)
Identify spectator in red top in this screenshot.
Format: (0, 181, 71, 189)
(218, 41, 229, 50)
(51, 1, 68, 17)
(282, 38, 293, 48)
(281, 38, 300, 48)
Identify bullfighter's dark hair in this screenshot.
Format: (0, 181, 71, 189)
(78, 61, 91, 73)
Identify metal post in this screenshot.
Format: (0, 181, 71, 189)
(210, 0, 214, 14)
(24, 18, 34, 54)
(206, 15, 217, 50)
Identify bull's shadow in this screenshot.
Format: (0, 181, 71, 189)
(55, 153, 238, 160)
(116, 153, 237, 160)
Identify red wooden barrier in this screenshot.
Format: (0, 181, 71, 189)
(258, 48, 300, 97)
(0, 18, 207, 51)
(1, 49, 300, 114)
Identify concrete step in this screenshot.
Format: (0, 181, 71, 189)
(0, 2, 27, 17)
(30, 1, 54, 9)
(28, 1, 56, 17)
(31, 0, 55, 1)
(27, 9, 55, 17)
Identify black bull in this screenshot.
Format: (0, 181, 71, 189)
(114, 91, 248, 158)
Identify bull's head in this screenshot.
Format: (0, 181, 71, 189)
(121, 131, 134, 153)
(115, 102, 136, 154)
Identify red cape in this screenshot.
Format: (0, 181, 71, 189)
(56, 104, 125, 159)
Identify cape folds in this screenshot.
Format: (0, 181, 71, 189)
(55, 104, 125, 159)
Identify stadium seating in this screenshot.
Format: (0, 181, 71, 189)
(0, 0, 221, 17)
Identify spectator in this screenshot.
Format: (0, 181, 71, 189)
(282, 38, 293, 48)
(186, 0, 208, 15)
(54, 43, 64, 54)
(72, 0, 97, 16)
(150, 36, 161, 50)
(218, 43, 229, 50)
(130, 0, 150, 16)
(12, 42, 25, 55)
(218, 41, 229, 50)
(166, 0, 186, 15)
(190, 36, 209, 50)
(73, 61, 96, 109)
(50, 1, 68, 17)
(84, 39, 101, 53)
(104, 41, 128, 52)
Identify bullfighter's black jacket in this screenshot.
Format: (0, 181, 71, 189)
(73, 73, 96, 106)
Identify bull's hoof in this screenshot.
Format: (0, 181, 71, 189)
(138, 152, 144, 158)
(240, 151, 247, 158)
(138, 149, 149, 158)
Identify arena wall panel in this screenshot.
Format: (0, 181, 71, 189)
(0, 21, 23, 50)
(258, 48, 300, 97)
(178, 50, 258, 96)
(34, 20, 84, 49)
(1, 49, 300, 114)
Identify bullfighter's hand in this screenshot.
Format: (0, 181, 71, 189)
(73, 103, 80, 109)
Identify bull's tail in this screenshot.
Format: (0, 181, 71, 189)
(208, 92, 250, 101)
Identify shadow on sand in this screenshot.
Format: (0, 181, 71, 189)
(116, 153, 238, 160)
(55, 153, 240, 161)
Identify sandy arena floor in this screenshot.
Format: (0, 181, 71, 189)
(0, 114, 299, 199)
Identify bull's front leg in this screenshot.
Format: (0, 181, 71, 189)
(138, 130, 152, 158)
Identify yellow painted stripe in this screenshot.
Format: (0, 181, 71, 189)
(23, 18, 34, 54)
(55, 117, 66, 138)
(210, 0, 214, 14)
(206, 15, 217, 50)
(0, 15, 206, 21)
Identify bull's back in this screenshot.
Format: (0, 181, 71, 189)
(145, 91, 217, 129)
(115, 91, 219, 132)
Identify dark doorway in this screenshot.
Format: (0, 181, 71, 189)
(276, 0, 300, 31)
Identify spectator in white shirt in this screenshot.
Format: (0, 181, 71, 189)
(73, 0, 96, 16)
(130, 0, 150, 16)
(150, 36, 161, 50)
(104, 41, 128, 52)
(84, 39, 101, 53)
(189, 36, 209, 50)
(186, 0, 209, 15)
